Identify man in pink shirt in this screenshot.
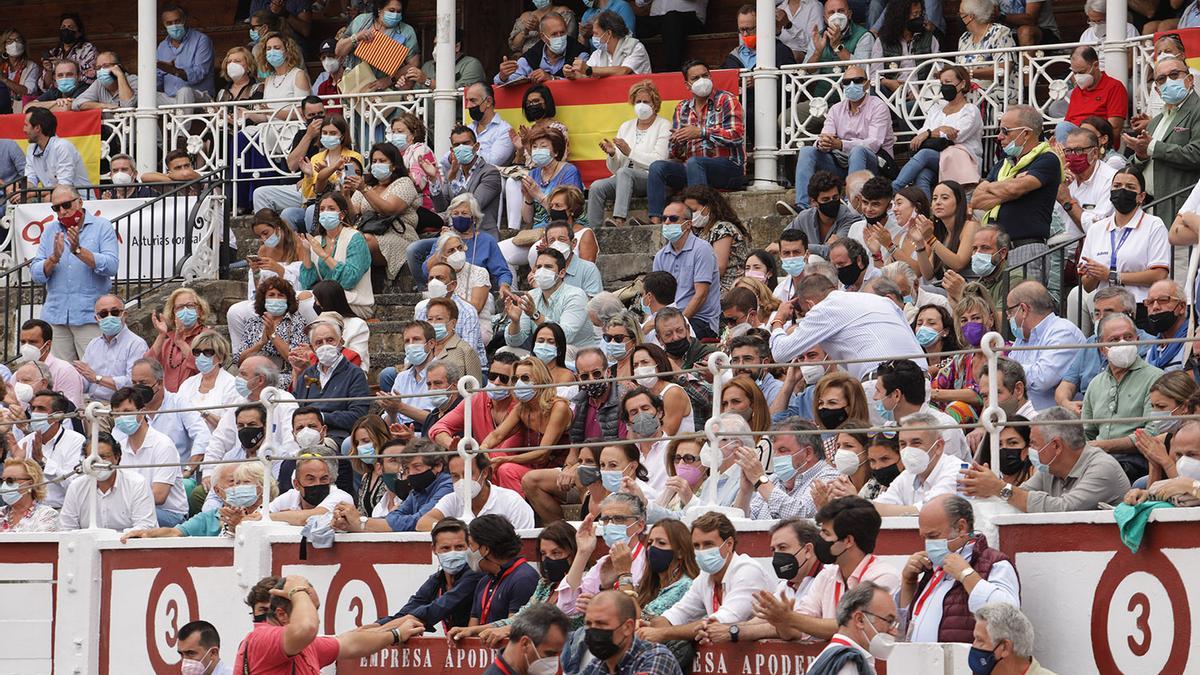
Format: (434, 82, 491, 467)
(234, 574, 424, 674)
(19, 319, 87, 408)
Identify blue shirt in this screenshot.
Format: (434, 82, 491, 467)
(469, 558, 541, 624)
(30, 214, 120, 326)
(347, 12, 419, 62)
(772, 385, 815, 424)
(81, 327, 148, 400)
(156, 28, 215, 96)
(384, 470, 453, 531)
(1063, 329, 1155, 398)
(149, 390, 212, 463)
(564, 255, 603, 296)
(470, 114, 515, 168)
(530, 164, 585, 228)
(177, 509, 222, 537)
(581, 0, 637, 36)
(1010, 314, 1085, 410)
(736, 43, 757, 69)
(652, 232, 722, 333)
(380, 568, 485, 628)
(389, 364, 433, 425)
(0, 139, 25, 183)
(423, 230, 513, 289)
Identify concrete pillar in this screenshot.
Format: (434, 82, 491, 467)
(752, 0, 780, 189)
(136, 0, 159, 173)
(1103, 0, 1129, 91)
(432, 0, 457, 160)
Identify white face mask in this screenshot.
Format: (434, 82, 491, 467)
(110, 170, 134, 185)
(6, 42, 24, 57)
(315, 344, 341, 367)
(425, 278, 449, 299)
(634, 102, 653, 120)
(1107, 343, 1138, 369)
(534, 267, 558, 290)
(295, 427, 322, 449)
(690, 76, 713, 98)
(549, 240, 572, 257)
(446, 250, 467, 271)
(828, 11, 849, 31)
(456, 477, 482, 499)
(321, 57, 340, 74)
(864, 618, 896, 659)
(800, 364, 826, 386)
(633, 365, 658, 388)
(12, 381, 33, 404)
(226, 61, 246, 80)
(833, 449, 861, 476)
(527, 643, 558, 675)
(1176, 456, 1200, 480)
(900, 446, 930, 475)
(18, 343, 41, 363)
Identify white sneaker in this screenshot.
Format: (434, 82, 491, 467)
(775, 200, 798, 217)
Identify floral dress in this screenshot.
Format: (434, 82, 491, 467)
(0, 503, 60, 532)
(234, 312, 309, 390)
(929, 352, 983, 423)
(704, 220, 751, 291)
(402, 142, 438, 210)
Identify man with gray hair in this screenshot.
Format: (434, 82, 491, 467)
(875, 412, 967, 516)
(292, 320, 371, 446)
(807, 581, 898, 674)
(268, 445, 355, 525)
(484, 602, 570, 675)
(737, 417, 840, 520)
(1007, 281, 1085, 410)
(971, 105, 1062, 284)
(130, 357, 210, 469)
(205, 355, 300, 482)
(1060, 127, 1115, 236)
(958, 406, 1130, 512)
(971, 603, 1056, 674)
(1055, 285, 1151, 412)
(1123, 56, 1200, 202)
(1143, 278, 1189, 372)
(880, 261, 950, 322)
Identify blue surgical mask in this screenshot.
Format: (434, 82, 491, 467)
(661, 224, 683, 243)
(194, 354, 216, 374)
(604, 341, 627, 361)
(389, 132, 409, 149)
(695, 545, 728, 574)
(1008, 315, 1023, 340)
(382, 10, 403, 27)
(971, 251, 996, 276)
(531, 147, 553, 167)
(264, 232, 281, 248)
(114, 415, 141, 435)
(439, 550, 469, 574)
(166, 24, 187, 40)
(1162, 79, 1189, 105)
(843, 82, 866, 102)
(533, 342, 557, 363)
(176, 307, 198, 328)
(405, 344, 428, 366)
(431, 322, 448, 340)
(225, 484, 259, 508)
(29, 415, 51, 435)
(1029, 442, 1052, 474)
(320, 134, 340, 149)
(601, 470, 624, 493)
(514, 381, 536, 401)
(428, 394, 448, 408)
(97, 68, 115, 85)
(591, 36, 604, 51)
(915, 326, 940, 346)
(99, 315, 123, 337)
(487, 387, 510, 401)
(371, 163, 391, 180)
(249, 28, 260, 43)
(0, 482, 21, 506)
(547, 35, 568, 54)
(924, 536, 952, 568)
(265, 298, 289, 316)
(234, 376, 252, 398)
(265, 48, 286, 68)
(533, 0, 552, 7)
(875, 396, 895, 422)
(453, 144, 475, 165)
(56, 77, 77, 93)
(601, 522, 630, 547)
(772, 454, 797, 483)
(781, 256, 806, 277)
(357, 443, 377, 464)
(318, 210, 340, 231)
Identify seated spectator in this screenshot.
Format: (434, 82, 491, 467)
(253, 31, 310, 116)
(942, 226, 1010, 308)
(1060, 128, 1117, 239)
(0, 30, 41, 103)
(1061, 46, 1127, 144)
(461, 83, 515, 168)
(417, 453, 535, 530)
(69, 295, 145, 401)
(156, 4, 215, 107)
(589, 80, 671, 229)
(647, 61, 745, 222)
(496, 11, 588, 85)
(227, 206, 305, 328)
(344, 417, 393, 516)
(654, 306, 716, 371)
(463, 514, 541, 625)
(379, 320, 440, 428)
(249, 96, 325, 213)
(129, 358, 209, 470)
(961, 406, 1131, 512)
(972, 603, 1053, 675)
(721, 4, 796, 70)
(308, 285, 369, 370)
(290, 320, 371, 445)
(830, 239, 877, 292)
(481, 357, 573, 492)
(777, 0, 825, 62)
(871, 0, 940, 95)
(123, 463, 277, 539)
(423, 296, 484, 382)
(205, 356, 301, 474)
(1007, 281, 1085, 409)
(810, 423, 877, 505)
(997, 0, 1058, 46)
(524, 221, 602, 297)
(504, 249, 596, 351)
(337, 438, 454, 532)
(0, 458, 59, 532)
(282, 116, 362, 231)
(338, 0, 419, 73)
(874, 412, 967, 516)
(1144, 280, 1189, 372)
(743, 250, 782, 293)
(420, 29, 485, 89)
(481, 602, 572, 673)
(145, 287, 211, 393)
(233, 277, 307, 390)
(1077, 168, 1169, 305)
(40, 13, 96, 92)
(679, 185, 750, 292)
(388, 113, 439, 213)
(372, 517, 485, 632)
(630, 344, 696, 437)
(516, 128, 583, 230)
(881, 262, 951, 323)
(974, 415, 1036, 488)
(346, 142, 423, 282)
(419, 233, 497, 340)
(268, 447, 354, 525)
(174, 330, 239, 428)
(298, 193, 375, 319)
(59, 432, 157, 532)
(110, 386, 188, 526)
(640, 512, 775, 641)
(971, 107, 1061, 283)
(894, 68, 982, 197)
(1123, 58, 1200, 210)
(721, 290, 766, 347)
(73, 51, 136, 110)
(899, 495, 1019, 643)
(976, 357, 1036, 437)
(1081, 313, 1162, 481)
(28, 59, 86, 110)
(873, 360, 969, 458)
(569, 11, 650, 78)
(583, 590, 682, 675)
(311, 40, 341, 97)
(101, 154, 158, 199)
(807, 0, 876, 67)
(1080, 0, 1137, 45)
(782, 172, 859, 257)
(729, 336, 783, 410)
(604, 311, 643, 380)
(138, 148, 200, 185)
(809, 581, 900, 671)
(738, 417, 841, 519)
(1081, 116, 1128, 171)
(217, 46, 263, 103)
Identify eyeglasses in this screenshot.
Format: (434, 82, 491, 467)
(488, 372, 511, 385)
(1146, 296, 1182, 307)
(602, 334, 628, 343)
(676, 453, 701, 464)
(95, 308, 124, 318)
(176, 302, 199, 311)
(840, 77, 867, 85)
(863, 611, 901, 631)
(597, 515, 637, 525)
(1154, 70, 1188, 85)
(191, 348, 217, 358)
(50, 200, 76, 212)
(737, 27, 756, 35)
(577, 371, 606, 381)
(1062, 146, 1096, 157)
(997, 126, 1029, 136)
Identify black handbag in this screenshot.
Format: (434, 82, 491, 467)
(358, 212, 407, 236)
(918, 136, 954, 153)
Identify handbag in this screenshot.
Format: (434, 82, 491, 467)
(358, 211, 407, 236)
(918, 136, 954, 152)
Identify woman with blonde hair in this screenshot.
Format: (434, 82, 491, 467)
(146, 287, 213, 393)
(253, 32, 309, 109)
(604, 311, 643, 382)
(124, 462, 279, 539)
(216, 46, 262, 102)
(174, 331, 240, 430)
(587, 79, 671, 227)
(0, 458, 58, 532)
(479, 356, 572, 494)
(722, 375, 772, 441)
(0, 29, 41, 103)
(732, 276, 782, 316)
(348, 415, 394, 517)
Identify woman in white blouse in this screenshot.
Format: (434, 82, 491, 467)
(0, 30, 41, 103)
(246, 32, 309, 121)
(586, 79, 671, 226)
(228, 210, 311, 350)
(430, 229, 494, 343)
(567, 12, 651, 79)
(1077, 168, 1170, 305)
(891, 65, 983, 196)
(174, 331, 240, 430)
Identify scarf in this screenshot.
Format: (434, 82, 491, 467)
(983, 141, 1062, 224)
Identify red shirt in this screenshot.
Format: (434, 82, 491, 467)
(232, 622, 340, 675)
(1066, 72, 1128, 125)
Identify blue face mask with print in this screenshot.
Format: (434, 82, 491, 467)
(99, 315, 123, 337)
(781, 256, 806, 277)
(533, 342, 557, 363)
(318, 210, 340, 231)
(772, 453, 797, 483)
(265, 48, 286, 68)
(166, 24, 187, 40)
(453, 144, 475, 165)
(382, 10, 403, 27)
(915, 326, 940, 346)
(225, 484, 259, 508)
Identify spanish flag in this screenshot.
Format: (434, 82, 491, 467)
(0, 109, 103, 184)
(1156, 28, 1200, 71)
(490, 70, 740, 186)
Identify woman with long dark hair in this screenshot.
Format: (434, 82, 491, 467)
(680, 185, 751, 290)
(914, 180, 977, 278)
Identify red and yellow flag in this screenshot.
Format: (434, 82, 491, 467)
(0, 109, 102, 184)
(489, 70, 740, 186)
(1155, 28, 1200, 71)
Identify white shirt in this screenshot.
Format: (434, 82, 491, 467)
(777, 0, 824, 60)
(430, 484, 535, 530)
(660, 552, 774, 625)
(19, 426, 86, 509)
(585, 36, 652, 74)
(918, 101, 983, 162)
(635, 0, 708, 22)
(905, 547, 1021, 643)
(641, 438, 670, 496)
(206, 390, 301, 464)
(343, 316, 372, 371)
(175, 369, 240, 415)
(796, 554, 902, 624)
(873, 451, 966, 508)
(1067, 160, 1117, 239)
(1078, 209, 1171, 303)
(269, 485, 355, 513)
(770, 291, 927, 380)
(148, 390, 212, 463)
(114, 426, 188, 516)
(847, 216, 902, 265)
(59, 469, 158, 532)
(777, 574, 816, 602)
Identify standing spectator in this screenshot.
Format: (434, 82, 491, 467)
(0, 30, 41, 104)
(588, 79, 671, 227)
(647, 60, 745, 223)
(634, 0, 706, 74)
(74, 295, 148, 401)
(110, 386, 189, 527)
(1123, 57, 1200, 212)
(59, 432, 158, 533)
(0, 458, 59, 532)
(569, 12, 650, 78)
(1060, 128, 1116, 238)
(782, 172, 860, 257)
(871, 0, 939, 96)
(971, 106, 1062, 283)
(1007, 281, 1085, 410)
(720, 4, 797, 70)
(21, 108, 89, 192)
(39, 13, 97, 91)
(892, 66, 983, 197)
(291, 321, 371, 446)
(156, 4, 214, 108)
(997, 0, 1059, 46)
(738, 417, 841, 520)
(971, 604, 1057, 675)
(463, 83, 515, 168)
(1061, 46, 1127, 144)
(420, 30, 486, 88)
(652, 199, 722, 340)
(146, 288, 212, 393)
(508, 1, 579, 55)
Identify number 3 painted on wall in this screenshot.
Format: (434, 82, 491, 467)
(1127, 592, 1151, 657)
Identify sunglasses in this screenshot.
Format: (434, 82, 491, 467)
(95, 308, 124, 318)
(676, 453, 701, 464)
(662, 215, 689, 223)
(192, 348, 217, 358)
(51, 200, 76, 212)
(602, 334, 628, 343)
(840, 76, 867, 85)
(577, 371, 606, 381)
(488, 372, 511, 385)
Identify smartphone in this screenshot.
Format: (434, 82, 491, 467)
(343, 162, 357, 178)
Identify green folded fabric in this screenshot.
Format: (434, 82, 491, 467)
(1114, 500, 1174, 553)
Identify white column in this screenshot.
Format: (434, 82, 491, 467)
(136, 0, 159, 173)
(54, 530, 119, 675)
(432, 0, 457, 160)
(1103, 0, 1129, 92)
(752, 0, 779, 189)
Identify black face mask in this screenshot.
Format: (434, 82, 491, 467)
(663, 337, 690, 358)
(940, 83, 959, 102)
(864, 211, 887, 225)
(582, 381, 608, 400)
(577, 465, 601, 486)
(252, 612, 269, 623)
(384, 473, 413, 500)
(836, 263, 863, 288)
(772, 551, 801, 580)
(302, 483, 330, 506)
(60, 28, 78, 43)
(584, 626, 625, 660)
(647, 545, 675, 574)
(1110, 188, 1139, 215)
(817, 200, 841, 219)
(407, 469, 437, 493)
(812, 537, 841, 565)
(906, 18, 926, 33)
(466, 104, 484, 122)
(238, 426, 265, 449)
(999, 448, 1030, 476)
(1146, 310, 1178, 335)
(524, 103, 546, 121)
(872, 462, 902, 487)
(548, 208, 569, 222)
(541, 557, 570, 584)
(817, 406, 848, 430)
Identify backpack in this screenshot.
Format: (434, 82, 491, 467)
(675, 376, 713, 422)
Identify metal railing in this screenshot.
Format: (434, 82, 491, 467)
(0, 258, 41, 363)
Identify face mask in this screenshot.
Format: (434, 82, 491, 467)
(1110, 188, 1139, 215)
(999, 447, 1029, 476)
(663, 337, 690, 358)
(630, 411, 662, 438)
(675, 462, 704, 487)
(404, 344, 429, 366)
(487, 385, 511, 401)
(370, 163, 392, 181)
(455, 477, 482, 500)
(431, 323, 448, 341)
(540, 556, 570, 585)
(265, 298, 289, 316)
(1073, 71, 1095, 90)
(531, 147, 554, 167)
(967, 646, 999, 675)
(319, 134, 340, 150)
(865, 619, 896, 660)
(59, 28, 78, 44)
(166, 24, 187, 40)
(194, 354, 216, 374)
(1145, 310, 1178, 335)
(453, 143, 476, 164)
(6, 42, 23, 57)
(925, 533, 956, 568)
(812, 536, 841, 565)
(321, 57, 340, 74)
(226, 484, 260, 508)
(695, 544, 728, 574)
(524, 103, 546, 121)
(843, 82, 866, 102)
(425, 279, 449, 299)
(604, 340, 627, 361)
(781, 256, 807, 277)
(1009, 313, 1024, 340)
(661, 223, 684, 243)
(634, 102, 654, 120)
(773, 453, 798, 483)
(407, 469, 436, 493)
(1175, 455, 1200, 480)
(969, 250, 998, 277)
(389, 132, 409, 150)
(534, 267, 559, 290)
(690, 209, 711, 231)
(315, 344, 341, 367)
(549, 240, 572, 257)
(690, 76, 713, 98)
(577, 464, 601, 487)
(1003, 135, 1025, 159)
(582, 381, 608, 399)
(1107, 343, 1138, 369)
(834, 449, 862, 476)
(745, 269, 768, 281)
(382, 473, 409, 499)
(266, 49, 286, 68)
(875, 395, 896, 422)
(901, 446, 930, 474)
(600, 470, 625, 494)
(382, 10, 403, 27)
(445, 251, 468, 274)
(111, 171, 134, 186)
(13, 382, 34, 405)
(175, 306, 199, 328)
(438, 550, 468, 574)
(18, 343, 41, 364)
(772, 551, 802, 580)
(817, 406, 849, 430)
(295, 427, 321, 449)
(531, 342, 557, 363)
(356, 443, 377, 465)
(97, 68, 115, 85)
(547, 35, 568, 55)
(99, 315, 123, 337)
(628, 543, 669, 577)
(956, 321, 985, 348)
(872, 462, 901, 486)
(238, 426, 265, 449)
(318, 210, 340, 231)
(466, 546, 484, 572)
(828, 12, 849, 31)
(836, 263, 862, 288)
(818, 200, 842, 219)
(249, 29, 260, 43)
(302, 483, 330, 505)
(514, 381, 537, 402)
(939, 83, 958, 102)
(1028, 441, 1053, 474)
(633, 365, 658, 388)
(584, 627, 624, 661)
(601, 521, 633, 547)
(915, 326, 941, 347)
(28, 413, 51, 434)
(0, 482, 22, 506)
(1064, 153, 1092, 175)
(1161, 79, 1189, 105)
(115, 415, 141, 435)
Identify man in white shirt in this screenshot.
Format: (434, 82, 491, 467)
(769, 275, 926, 380)
(131, 358, 210, 467)
(205, 356, 299, 477)
(19, 389, 85, 508)
(874, 412, 968, 517)
(571, 11, 651, 77)
(1060, 128, 1116, 239)
(59, 430, 158, 532)
(898, 495, 1020, 643)
(415, 454, 535, 531)
(872, 359, 969, 458)
(73, 294, 148, 401)
(809, 581, 899, 674)
(110, 386, 189, 526)
(268, 448, 354, 525)
(640, 512, 775, 642)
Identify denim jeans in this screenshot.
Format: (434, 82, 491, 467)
(378, 366, 399, 394)
(281, 204, 315, 232)
(406, 238, 438, 289)
(793, 145, 877, 207)
(156, 507, 187, 527)
(647, 157, 744, 218)
(892, 148, 941, 197)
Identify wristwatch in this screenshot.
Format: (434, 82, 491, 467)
(390, 627, 402, 645)
(94, 374, 102, 384)
(1109, 270, 1122, 285)
(729, 624, 740, 643)
(753, 475, 770, 490)
(999, 483, 1013, 500)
